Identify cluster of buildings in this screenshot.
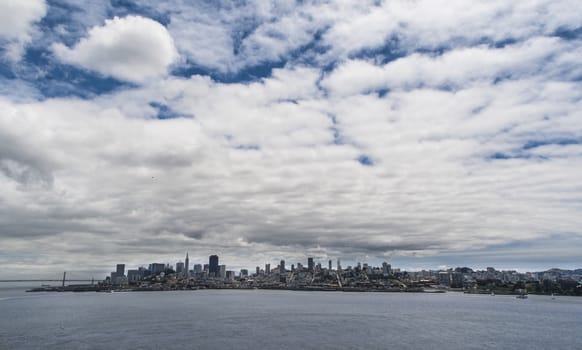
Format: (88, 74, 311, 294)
(103, 253, 582, 294)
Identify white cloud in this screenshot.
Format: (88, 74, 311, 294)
(53, 15, 178, 83)
(0, 0, 47, 61)
(135, 0, 582, 73)
(318, 0, 581, 61)
(321, 37, 575, 96)
(2, 59, 582, 277)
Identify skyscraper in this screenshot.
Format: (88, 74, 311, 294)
(265, 263, 271, 275)
(328, 260, 332, 270)
(308, 257, 314, 272)
(185, 252, 190, 278)
(280, 260, 285, 273)
(116, 264, 125, 276)
(209, 255, 219, 277)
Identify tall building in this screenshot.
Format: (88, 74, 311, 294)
(337, 259, 341, 272)
(265, 264, 271, 275)
(209, 255, 219, 277)
(328, 260, 332, 270)
(185, 252, 190, 278)
(149, 263, 165, 275)
(308, 257, 314, 272)
(280, 260, 285, 273)
(219, 265, 226, 279)
(194, 264, 202, 273)
(382, 262, 391, 275)
(111, 264, 127, 285)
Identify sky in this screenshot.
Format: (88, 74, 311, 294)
(1, 0, 581, 279)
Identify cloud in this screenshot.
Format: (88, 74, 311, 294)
(1, 1, 582, 278)
(53, 15, 178, 83)
(2, 58, 582, 278)
(135, 0, 582, 74)
(162, 1, 319, 73)
(321, 37, 571, 96)
(0, 0, 47, 61)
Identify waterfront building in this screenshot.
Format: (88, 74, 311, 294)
(438, 272, 452, 286)
(451, 272, 464, 288)
(127, 269, 143, 283)
(209, 255, 219, 277)
(240, 269, 248, 277)
(219, 265, 226, 279)
(110, 264, 128, 285)
(226, 271, 235, 280)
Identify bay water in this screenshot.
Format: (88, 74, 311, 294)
(1, 283, 580, 349)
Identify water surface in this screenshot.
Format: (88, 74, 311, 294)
(1, 285, 580, 350)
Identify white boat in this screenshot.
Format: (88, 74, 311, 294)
(516, 289, 528, 299)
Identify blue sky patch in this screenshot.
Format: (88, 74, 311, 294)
(148, 102, 192, 120)
(357, 154, 374, 166)
(522, 138, 582, 150)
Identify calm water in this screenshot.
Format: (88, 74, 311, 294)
(1, 284, 581, 350)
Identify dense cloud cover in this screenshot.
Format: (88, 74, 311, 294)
(1, 0, 581, 278)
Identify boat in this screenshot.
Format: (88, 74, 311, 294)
(516, 294, 528, 299)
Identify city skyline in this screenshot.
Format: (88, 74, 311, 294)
(1, 1, 582, 279)
(5, 251, 580, 282)
(24, 252, 580, 297)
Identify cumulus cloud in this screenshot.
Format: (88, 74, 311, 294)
(1, 0, 582, 278)
(110, 0, 582, 73)
(0, 0, 47, 61)
(2, 61, 582, 277)
(53, 15, 178, 83)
